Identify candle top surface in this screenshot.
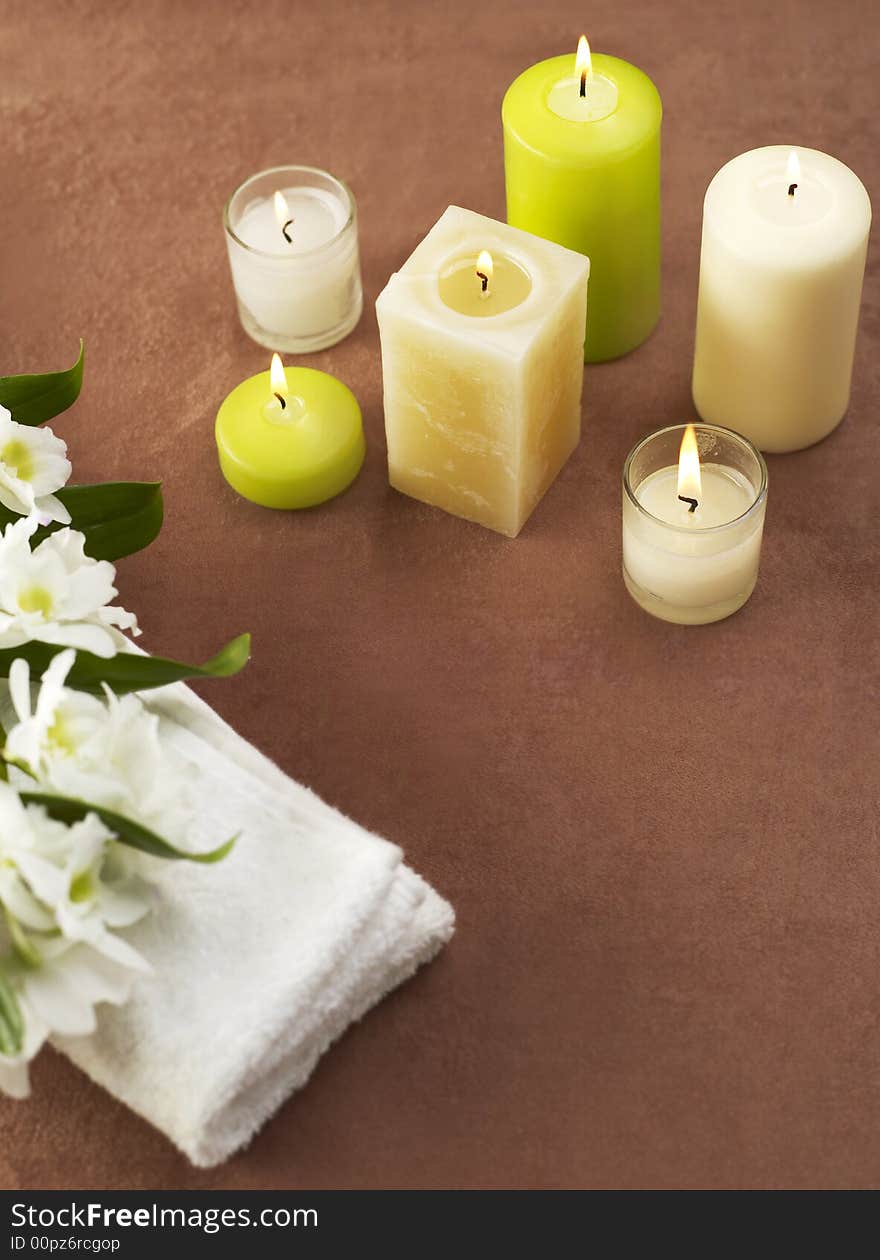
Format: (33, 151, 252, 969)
(634, 464, 758, 530)
(232, 186, 349, 257)
(750, 163, 834, 227)
(546, 72, 619, 123)
(502, 53, 661, 164)
(437, 252, 532, 317)
(704, 146, 871, 264)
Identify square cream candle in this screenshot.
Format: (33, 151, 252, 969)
(376, 206, 589, 538)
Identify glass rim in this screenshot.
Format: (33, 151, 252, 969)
(223, 164, 356, 261)
(622, 422, 769, 535)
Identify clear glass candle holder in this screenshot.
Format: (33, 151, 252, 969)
(622, 423, 768, 625)
(223, 165, 363, 354)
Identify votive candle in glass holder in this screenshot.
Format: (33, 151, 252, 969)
(622, 423, 768, 625)
(223, 165, 363, 354)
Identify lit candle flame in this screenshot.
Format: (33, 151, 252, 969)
(677, 423, 702, 511)
(476, 249, 493, 296)
(270, 352, 288, 408)
(273, 190, 294, 242)
(786, 149, 800, 197)
(576, 35, 592, 96)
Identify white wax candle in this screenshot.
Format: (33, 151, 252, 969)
(224, 166, 363, 354)
(622, 426, 768, 625)
(692, 146, 871, 453)
(376, 206, 589, 538)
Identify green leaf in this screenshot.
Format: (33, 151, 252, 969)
(0, 969, 24, 1057)
(0, 634, 251, 695)
(0, 341, 84, 426)
(0, 482, 164, 562)
(20, 792, 236, 864)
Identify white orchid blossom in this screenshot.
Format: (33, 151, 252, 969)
(13, 813, 152, 971)
(0, 405, 71, 525)
(5, 649, 107, 776)
(0, 515, 139, 658)
(0, 936, 151, 1098)
(0, 655, 202, 1101)
(0, 356, 236, 1102)
(0, 781, 152, 1097)
(5, 650, 194, 839)
(0, 991, 48, 1099)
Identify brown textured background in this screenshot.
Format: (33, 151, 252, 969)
(1, 0, 878, 1190)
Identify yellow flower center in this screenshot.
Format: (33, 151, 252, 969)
(1, 440, 35, 482)
(17, 585, 54, 617)
(47, 711, 76, 754)
(69, 869, 94, 904)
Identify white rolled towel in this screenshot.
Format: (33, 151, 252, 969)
(42, 681, 455, 1167)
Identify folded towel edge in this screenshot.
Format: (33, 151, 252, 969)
(188, 874, 455, 1166)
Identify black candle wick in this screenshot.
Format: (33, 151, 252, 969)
(282, 218, 294, 243)
(476, 270, 489, 293)
(579, 71, 587, 98)
(788, 182, 798, 197)
(274, 393, 287, 410)
(678, 494, 698, 513)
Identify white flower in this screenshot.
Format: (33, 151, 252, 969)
(0, 782, 152, 965)
(0, 781, 152, 1097)
(0, 778, 61, 932)
(0, 991, 48, 1099)
(0, 515, 139, 658)
(0, 405, 71, 525)
(6, 650, 195, 842)
(0, 940, 147, 1098)
(13, 811, 152, 972)
(5, 649, 106, 777)
(22, 938, 146, 1037)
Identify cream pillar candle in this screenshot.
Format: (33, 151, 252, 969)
(692, 146, 871, 453)
(375, 206, 589, 538)
(622, 423, 768, 625)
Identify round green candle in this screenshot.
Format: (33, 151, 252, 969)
(215, 358, 365, 509)
(502, 41, 662, 363)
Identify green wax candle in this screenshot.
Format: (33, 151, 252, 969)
(502, 40, 662, 363)
(215, 356, 364, 509)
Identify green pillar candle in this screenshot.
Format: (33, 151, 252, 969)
(502, 39, 662, 363)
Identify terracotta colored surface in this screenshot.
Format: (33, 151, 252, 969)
(1, 0, 878, 1190)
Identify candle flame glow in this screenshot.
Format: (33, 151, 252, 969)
(270, 352, 287, 398)
(786, 149, 801, 186)
(476, 249, 493, 295)
(576, 34, 592, 84)
(273, 190, 290, 229)
(677, 423, 702, 505)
